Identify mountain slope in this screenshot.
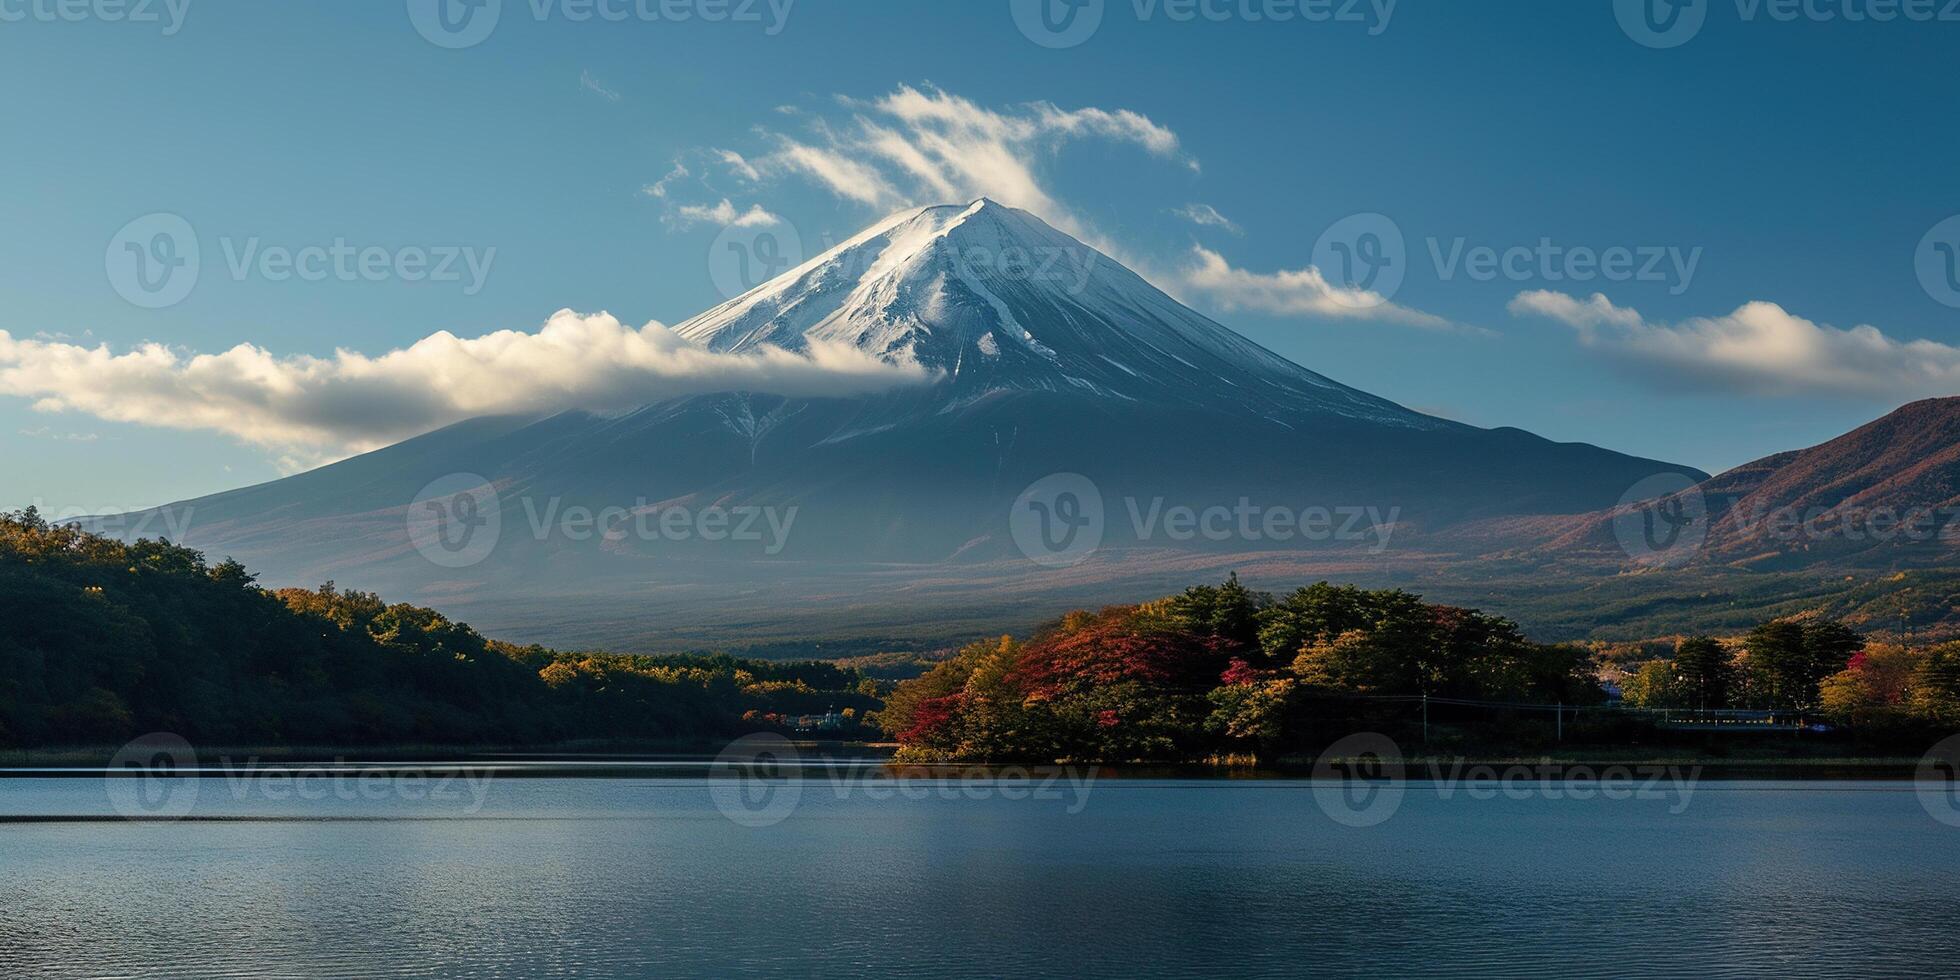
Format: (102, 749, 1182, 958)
(1532, 398, 1960, 569)
(89, 201, 1704, 647)
(674, 200, 1438, 427)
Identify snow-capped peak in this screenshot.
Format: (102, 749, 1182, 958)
(672, 200, 1441, 427)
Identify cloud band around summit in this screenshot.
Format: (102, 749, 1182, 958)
(0, 310, 933, 457)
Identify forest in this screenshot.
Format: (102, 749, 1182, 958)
(874, 575, 1960, 762)
(10, 506, 1959, 760)
(0, 508, 876, 747)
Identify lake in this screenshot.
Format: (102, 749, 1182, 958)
(3, 762, 1957, 978)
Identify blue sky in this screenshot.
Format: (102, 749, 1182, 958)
(2, 0, 1957, 513)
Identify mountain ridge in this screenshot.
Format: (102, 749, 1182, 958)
(674, 199, 1446, 429)
(80, 201, 1706, 647)
(1515, 397, 1960, 569)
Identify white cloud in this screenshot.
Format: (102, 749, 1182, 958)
(673, 86, 1453, 330)
(1179, 246, 1455, 329)
(641, 160, 689, 199)
(1173, 203, 1241, 235)
(579, 70, 621, 103)
(680, 84, 1195, 243)
(671, 198, 783, 229)
(16, 426, 99, 442)
(1511, 289, 1960, 397)
(714, 149, 761, 182)
(0, 312, 932, 457)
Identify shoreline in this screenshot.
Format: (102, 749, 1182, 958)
(0, 742, 1935, 779)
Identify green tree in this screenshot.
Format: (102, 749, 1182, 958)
(1168, 572, 1268, 654)
(1672, 636, 1732, 711)
(1743, 620, 1811, 711)
(1621, 660, 1688, 709)
(1802, 620, 1863, 687)
(1911, 641, 1960, 724)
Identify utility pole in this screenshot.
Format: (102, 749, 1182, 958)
(1421, 692, 1429, 745)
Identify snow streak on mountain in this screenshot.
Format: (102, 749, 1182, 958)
(676, 200, 1442, 429)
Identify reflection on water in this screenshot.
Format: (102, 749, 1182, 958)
(1, 775, 1956, 978)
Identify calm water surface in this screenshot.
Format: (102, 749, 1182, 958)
(1, 772, 1955, 978)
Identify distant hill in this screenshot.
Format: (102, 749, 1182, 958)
(1531, 398, 1960, 571)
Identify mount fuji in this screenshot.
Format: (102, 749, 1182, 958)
(98, 200, 1702, 650)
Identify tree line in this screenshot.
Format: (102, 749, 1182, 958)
(1621, 620, 1960, 726)
(0, 509, 876, 747)
(875, 575, 1607, 762)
